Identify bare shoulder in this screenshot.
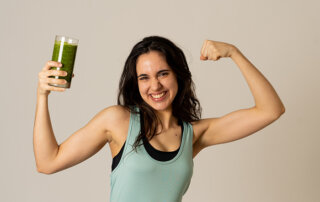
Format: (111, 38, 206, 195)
(100, 105, 131, 143)
(101, 105, 130, 122)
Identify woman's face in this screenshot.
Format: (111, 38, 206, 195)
(136, 51, 178, 112)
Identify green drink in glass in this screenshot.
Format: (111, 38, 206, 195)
(49, 35, 79, 88)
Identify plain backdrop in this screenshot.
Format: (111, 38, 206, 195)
(1, 0, 319, 201)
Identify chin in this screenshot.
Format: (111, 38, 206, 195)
(146, 102, 172, 112)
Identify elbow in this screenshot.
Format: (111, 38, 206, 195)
(37, 169, 50, 175)
(259, 106, 285, 120)
(37, 167, 51, 175)
(278, 105, 286, 116)
(36, 165, 54, 175)
(271, 107, 286, 120)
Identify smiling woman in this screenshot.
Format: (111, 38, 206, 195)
(34, 35, 285, 202)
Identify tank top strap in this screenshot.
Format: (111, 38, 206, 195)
(119, 106, 142, 158)
(127, 107, 141, 145)
(181, 121, 194, 160)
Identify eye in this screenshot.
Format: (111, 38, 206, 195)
(139, 76, 148, 80)
(159, 72, 169, 77)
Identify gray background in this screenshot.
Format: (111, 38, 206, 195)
(1, 0, 319, 201)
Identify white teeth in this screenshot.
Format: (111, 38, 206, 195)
(151, 92, 165, 99)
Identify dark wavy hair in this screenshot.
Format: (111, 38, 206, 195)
(117, 36, 201, 152)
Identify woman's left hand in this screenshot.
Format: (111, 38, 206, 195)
(200, 40, 237, 61)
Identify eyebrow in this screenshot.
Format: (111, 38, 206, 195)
(137, 69, 171, 78)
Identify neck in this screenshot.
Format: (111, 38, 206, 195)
(155, 107, 178, 130)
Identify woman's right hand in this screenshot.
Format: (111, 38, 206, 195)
(37, 61, 68, 95)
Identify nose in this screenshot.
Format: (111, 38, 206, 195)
(150, 78, 162, 91)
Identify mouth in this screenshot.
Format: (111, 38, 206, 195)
(149, 91, 167, 101)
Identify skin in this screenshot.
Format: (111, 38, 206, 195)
(33, 39, 285, 174)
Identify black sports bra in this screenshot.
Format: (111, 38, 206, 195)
(111, 119, 183, 171)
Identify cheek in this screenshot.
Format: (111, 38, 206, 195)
(138, 82, 148, 96)
(167, 78, 178, 93)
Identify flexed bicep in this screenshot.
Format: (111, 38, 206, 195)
(43, 108, 110, 174)
(193, 107, 282, 152)
(44, 105, 129, 174)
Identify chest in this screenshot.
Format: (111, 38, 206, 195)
(108, 120, 198, 159)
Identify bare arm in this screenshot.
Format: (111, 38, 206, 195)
(200, 40, 285, 114)
(193, 40, 285, 157)
(230, 47, 285, 115)
(33, 92, 60, 173)
(33, 61, 123, 174)
(33, 93, 113, 174)
(33, 61, 68, 173)
(33, 92, 126, 174)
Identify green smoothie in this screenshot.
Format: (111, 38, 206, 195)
(49, 41, 78, 88)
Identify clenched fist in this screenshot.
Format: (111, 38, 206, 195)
(200, 40, 237, 61)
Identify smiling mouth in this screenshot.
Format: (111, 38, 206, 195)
(150, 91, 167, 99)
(150, 92, 166, 99)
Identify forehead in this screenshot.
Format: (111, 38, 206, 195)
(136, 51, 170, 74)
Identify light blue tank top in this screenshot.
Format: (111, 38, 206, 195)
(109, 108, 194, 202)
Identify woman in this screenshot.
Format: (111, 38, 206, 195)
(34, 36, 285, 202)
